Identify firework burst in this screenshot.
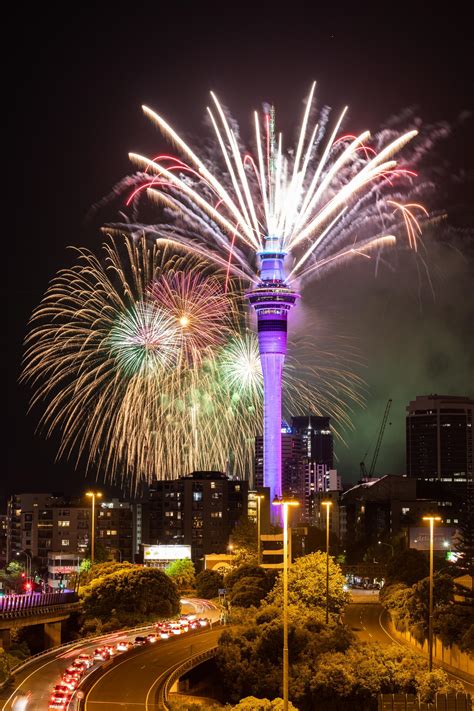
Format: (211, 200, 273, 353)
(110, 83, 430, 288)
(21, 236, 365, 488)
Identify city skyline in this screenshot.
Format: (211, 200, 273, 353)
(6, 6, 473, 499)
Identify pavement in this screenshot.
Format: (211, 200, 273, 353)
(0, 598, 219, 711)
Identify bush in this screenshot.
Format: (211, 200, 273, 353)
(81, 567, 180, 626)
(195, 569, 224, 599)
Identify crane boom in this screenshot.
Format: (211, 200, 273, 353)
(368, 398, 392, 478)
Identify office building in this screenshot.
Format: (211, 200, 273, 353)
(406, 394, 473, 522)
(142, 471, 248, 565)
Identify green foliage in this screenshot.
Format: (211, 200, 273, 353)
(225, 565, 275, 609)
(385, 548, 429, 587)
(165, 558, 196, 592)
(294, 642, 462, 710)
(454, 486, 474, 579)
(79, 561, 135, 587)
(0, 649, 11, 684)
(267, 552, 349, 618)
(433, 583, 474, 653)
(195, 569, 224, 599)
(228, 697, 299, 710)
(230, 514, 258, 566)
(0, 561, 27, 593)
(215, 611, 352, 706)
(381, 574, 467, 647)
(80, 566, 180, 626)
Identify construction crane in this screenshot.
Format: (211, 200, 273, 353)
(360, 398, 392, 480)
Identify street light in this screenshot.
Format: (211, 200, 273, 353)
(423, 515, 441, 671)
(86, 491, 102, 564)
(377, 540, 394, 557)
(322, 501, 333, 624)
(256, 494, 265, 565)
(273, 496, 299, 711)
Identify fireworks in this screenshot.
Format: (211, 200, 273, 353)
(110, 84, 427, 511)
(117, 83, 427, 287)
(21, 236, 364, 488)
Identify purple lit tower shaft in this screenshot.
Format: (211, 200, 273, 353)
(247, 242, 298, 522)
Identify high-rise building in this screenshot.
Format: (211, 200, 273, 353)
(142, 471, 248, 565)
(291, 415, 334, 468)
(97, 499, 134, 562)
(406, 394, 474, 522)
(255, 415, 339, 523)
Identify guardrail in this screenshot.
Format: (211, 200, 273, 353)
(0, 591, 78, 615)
(161, 645, 219, 710)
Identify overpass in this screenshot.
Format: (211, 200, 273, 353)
(0, 591, 80, 650)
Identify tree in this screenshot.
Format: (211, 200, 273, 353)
(231, 576, 270, 608)
(195, 569, 224, 599)
(268, 552, 349, 618)
(385, 548, 429, 587)
(229, 515, 258, 565)
(229, 698, 299, 710)
(78, 561, 135, 587)
(165, 558, 196, 592)
(454, 485, 474, 580)
(81, 567, 180, 625)
(405, 574, 454, 642)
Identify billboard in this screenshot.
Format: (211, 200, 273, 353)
(409, 526, 456, 551)
(143, 544, 192, 561)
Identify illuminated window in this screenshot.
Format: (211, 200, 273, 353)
(61, 539, 70, 546)
(193, 491, 203, 502)
(58, 520, 70, 527)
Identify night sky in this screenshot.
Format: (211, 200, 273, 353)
(6, 5, 473, 505)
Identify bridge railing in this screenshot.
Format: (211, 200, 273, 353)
(0, 591, 78, 614)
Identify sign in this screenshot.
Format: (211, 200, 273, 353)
(409, 526, 456, 551)
(218, 588, 227, 595)
(143, 544, 192, 561)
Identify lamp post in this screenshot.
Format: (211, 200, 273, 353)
(256, 494, 264, 565)
(322, 501, 332, 624)
(377, 540, 394, 557)
(273, 496, 299, 711)
(86, 491, 102, 564)
(422, 515, 441, 671)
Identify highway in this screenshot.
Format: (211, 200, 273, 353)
(0, 599, 218, 711)
(344, 600, 474, 695)
(83, 626, 222, 710)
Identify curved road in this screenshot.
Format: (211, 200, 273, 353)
(344, 601, 474, 695)
(0, 599, 218, 710)
(83, 626, 222, 710)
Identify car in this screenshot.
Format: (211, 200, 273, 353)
(61, 674, 79, 690)
(189, 619, 200, 629)
(64, 664, 83, 678)
(75, 653, 93, 668)
(159, 626, 171, 639)
(53, 684, 72, 696)
(197, 617, 209, 627)
(134, 635, 147, 645)
(169, 624, 182, 635)
(115, 640, 133, 652)
(146, 633, 158, 643)
(49, 689, 71, 710)
(93, 647, 111, 661)
(104, 645, 116, 656)
(72, 659, 89, 672)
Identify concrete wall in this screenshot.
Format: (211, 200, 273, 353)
(387, 616, 474, 678)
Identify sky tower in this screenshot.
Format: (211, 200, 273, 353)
(247, 238, 299, 521)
